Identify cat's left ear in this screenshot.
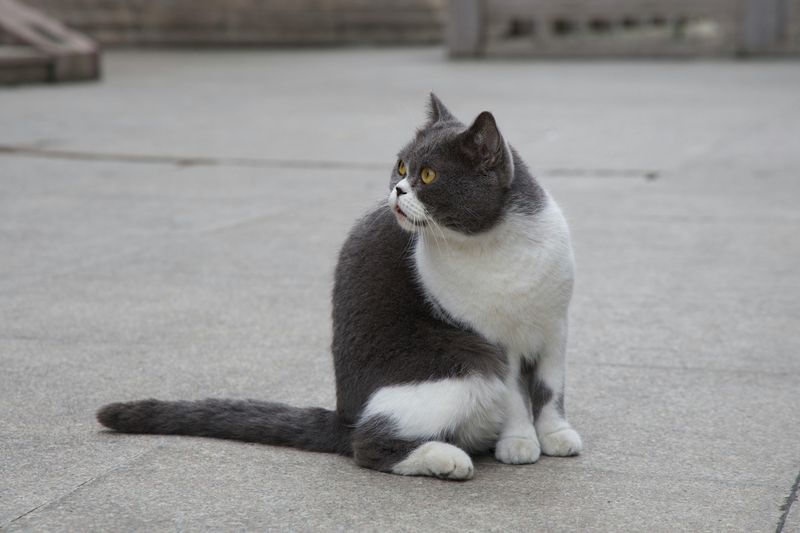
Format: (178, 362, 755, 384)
(426, 93, 456, 125)
(461, 111, 515, 187)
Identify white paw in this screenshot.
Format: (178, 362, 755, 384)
(495, 436, 541, 464)
(393, 442, 474, 480)
(539, 428, 582, 456)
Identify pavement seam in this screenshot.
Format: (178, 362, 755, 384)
(0, 144, 658, 179)
(668, 100, 800, 177)
(579, 360, 800, 377)
(776, 467, 800, 532)
(0, 242, 160, 296)
(0, 144, 386, 171)
(1, 446, 158, 529)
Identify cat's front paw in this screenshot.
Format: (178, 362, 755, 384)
(393, 442, 474, 480)
(539, 428, 582, 456)
(424, 443, 474, 480)
(495, 436, 541, 464)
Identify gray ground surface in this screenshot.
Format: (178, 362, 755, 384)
(1, 48, 799, 532)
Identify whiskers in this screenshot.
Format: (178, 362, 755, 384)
(421, 207, 453, 260)
(399, 230, 416, 259)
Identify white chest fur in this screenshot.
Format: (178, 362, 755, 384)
(415, 199, 575, 358)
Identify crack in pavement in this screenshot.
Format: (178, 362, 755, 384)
(0, 144, 659, 179)
(1, 446, 158, 529)
(776, 468, 800, 532)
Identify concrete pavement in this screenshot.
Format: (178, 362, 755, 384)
(1, 48, 799, 532)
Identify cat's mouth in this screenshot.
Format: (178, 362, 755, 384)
(394, 204, 427, 228)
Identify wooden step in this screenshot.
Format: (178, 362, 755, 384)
(0, 45, 48, 84)
(0, 0, 99, 84)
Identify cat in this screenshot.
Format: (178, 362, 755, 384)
(97, 94, 582, 480)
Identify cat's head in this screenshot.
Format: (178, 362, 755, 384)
(388, 94, 516, 236)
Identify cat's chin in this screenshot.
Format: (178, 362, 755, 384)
(395, 217, 421, 233)
(392, 206, 426, 233)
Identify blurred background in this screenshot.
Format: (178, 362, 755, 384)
(1, 0, 798, 85)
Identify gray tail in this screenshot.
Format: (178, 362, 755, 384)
(96, 399, 353, 455)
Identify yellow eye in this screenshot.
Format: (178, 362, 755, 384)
(397, 160, 407, 176)
(421, 167, 437, 184)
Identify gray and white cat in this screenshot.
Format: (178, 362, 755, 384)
(97, 94, 582, 480)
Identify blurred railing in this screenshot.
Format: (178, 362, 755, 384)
(22, 0, 445, 46)
(448, 0, 800, 57)
(0, 0, 99, 84)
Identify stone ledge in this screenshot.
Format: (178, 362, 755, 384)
(24, 0, 446, 46)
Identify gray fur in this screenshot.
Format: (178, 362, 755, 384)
(392, 94, 545, 235)
(351, 415, 424, 473)
(427, 92, 457, 124)
(96, 94, 548, 475)
(331, 206, 508, 421)
(556, 391, 565, 417)
(521, 359, 554, 422)
(97, 399, 352, 454)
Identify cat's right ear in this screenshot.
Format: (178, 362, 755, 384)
(460, 111, 515, 187)
(426, 93, 456, 125)
(461, 111, 504, 165)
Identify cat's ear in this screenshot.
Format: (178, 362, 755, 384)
(461, 111, 515, 186)
(464, 111, 502, 160)
(426, 92, 456, 125)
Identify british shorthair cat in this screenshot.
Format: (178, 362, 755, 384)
(97, 94, 582, 480)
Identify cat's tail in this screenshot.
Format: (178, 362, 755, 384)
(96, 399, 353, 455)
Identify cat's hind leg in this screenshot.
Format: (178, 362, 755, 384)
(494, 370, 541, 465)
(352, 375, 507, 479)
(353, 416, 474, 480)
(525, 320, 582, 457)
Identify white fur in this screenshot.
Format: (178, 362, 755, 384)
(415, 198, 574, 356)
(388, 178, 429, 232)
(360, 375, 506, 452)
(415, 196, 582, 458)
(494, 357, 541, 464)
(384, 182, 583, 465)
(539, 428, 582, 457)
(495, 435, 541, 464)
(392, 442, 474, 480)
